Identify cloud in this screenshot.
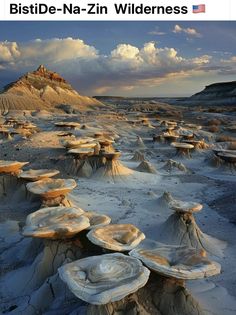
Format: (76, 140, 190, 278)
(0, 37, 97, 69)
(173, 24, 202, 37)
(148, 27, 166, 36)
(0, 37, 234, 95)
(0, 41, 20, 64)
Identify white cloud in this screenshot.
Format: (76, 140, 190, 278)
(1, 37, 233, 95)
(173, 24, 202, 37)
(0, 37, 97, 68)
(0, 41, 20, 64)
(148, 27, 166, 36)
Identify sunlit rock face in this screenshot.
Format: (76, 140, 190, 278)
(22, 206, 89, 239)
(130, 243, 221, 280)
(87, 224, 145, 251)
(58, 253, 150, 305)
(18, 169, 60, 181)
(0, 65, 102, 112)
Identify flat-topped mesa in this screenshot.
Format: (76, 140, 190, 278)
(26, 178, 77, 207)
(157, 195, 225, 257)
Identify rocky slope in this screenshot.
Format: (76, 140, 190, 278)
(188, 81, 236, 105)
(0, 65, 102, 112)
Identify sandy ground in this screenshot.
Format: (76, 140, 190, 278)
(0, 107, 236, 315)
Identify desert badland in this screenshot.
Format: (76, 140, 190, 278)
(0, 21, 236, 315)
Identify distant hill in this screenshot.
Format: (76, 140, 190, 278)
(0, 65, 102, 112)
(188, 81, 236, 105)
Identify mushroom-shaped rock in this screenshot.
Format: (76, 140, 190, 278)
(84, 211, 111, 230)
(87, 224, 145, 251)
(163, 133, 179, 143)
(169, 199, 203, 213)
(136, 160, 157, 174)
(218, 152, 236, 163)
(171, 142, 194, 158)
(26, 178, 77, 199)
(0, 160, 29, 175)
(26, 178, 77, 207)
(68, 148, 95, 158)
(58, 253, 150, 305)
(61, 137, 95, 149)
(157, 196, 225, 257)
(215, 152, 236, 170)
(23, 206, 89, 239)
(93, 152, 133, 181)
(18, 169, 60, 181)
(130, 243, 221, 280)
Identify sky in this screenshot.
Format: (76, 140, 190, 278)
(0, 21, 235, 97)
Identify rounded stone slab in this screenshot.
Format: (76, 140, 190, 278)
(84, 211, 111, 230)
(171, 142, 194, 149)
(58, 253, 150, 305)
(213, 149, 236, 156)
(218, 152, 236, 163)
(0, 160, 29, 174)
(87, 224, 145, 251)
(130, 244, 221, 280)
(68, 148, 95, 156)
(22, 206, 89, 239)
(61, 137, 95, 149)
(169, 199, 203, 213)
(18, 169, 60, 181)
(26, 178, 77, 199)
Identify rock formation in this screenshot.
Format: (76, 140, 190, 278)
(188, 81, 236, 105)
(0, 65, 102, 112)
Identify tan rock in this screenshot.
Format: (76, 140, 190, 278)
(58, 253, 150, 304)
(87, 224, 145, 251)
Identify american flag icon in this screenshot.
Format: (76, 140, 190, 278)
(192, 4, 206, 13)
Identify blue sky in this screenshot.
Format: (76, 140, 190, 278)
(0, 22, 235, 96)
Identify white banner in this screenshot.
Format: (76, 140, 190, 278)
(0, 0, 235, 21)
